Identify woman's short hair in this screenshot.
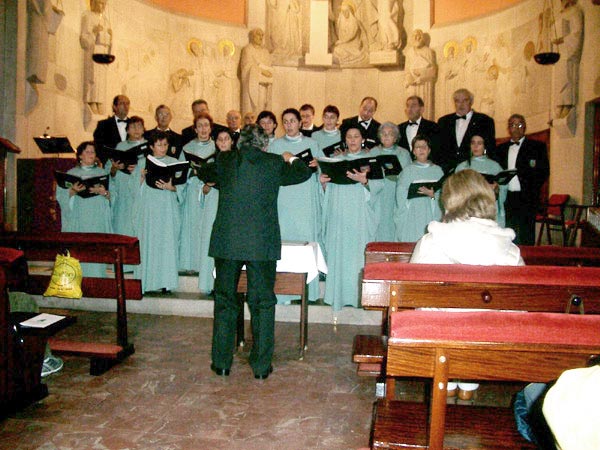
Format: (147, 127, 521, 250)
(378, 122, 399, 140)
(257, 110, 278, 127)
(281, 108, 301, 121)
(322, 105, 340, 118)
(148, 130, 169, 145)
(76, 141, 95, 157)
(345, 125, 364, 138)
(411, 134, 431, 149)
(194, 111, 214, 128)
(441, 169, 497, 222)
(126, 115, 144, 130)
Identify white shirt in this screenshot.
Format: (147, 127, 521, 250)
(455, 110, 473, 147)
(358, 117, 372, 129)
(115, 116, 128, 141)
(507, 137, 524, 192)
(406, 117, 421, 151)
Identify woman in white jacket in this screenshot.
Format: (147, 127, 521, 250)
(410, 169, 524, 399)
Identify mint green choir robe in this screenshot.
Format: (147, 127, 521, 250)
(321, 151, 384, 310)
(394, 162, 443, 242)
(56, 165, 113, 278)
(179, 139, 216, 272)
(132, 156, 184, 293)
(370, 145, 412, 241)
(196, 183, 219, 294)
(312, 129, 342, 151)
(456, 156, 507, 227)
(111, 140, 146, 237)
(268, 134, 324, 302)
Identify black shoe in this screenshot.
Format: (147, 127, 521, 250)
(254, 365, 273, 380)
(210, 363, 230, 377)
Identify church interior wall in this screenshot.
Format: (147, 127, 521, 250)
(5, 0, 600, 229)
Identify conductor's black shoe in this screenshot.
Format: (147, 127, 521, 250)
(210, 363, 230, 377)
(254, 365, 273, 380)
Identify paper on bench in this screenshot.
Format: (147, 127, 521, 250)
(20, 313, 65, 328)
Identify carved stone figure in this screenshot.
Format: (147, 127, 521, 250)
(240, 28, 274, 114)
(404, 30, 437, 118)
(80, 0, 111, 115)
(552, 0, 584, 119)
(333, 0, 369, 66)
(27, 0, 64, 85)
(214, 39, 240, 118)
(375, 0, 399, 50)
(267, 0, 302, 56)
(441, 41, 460, 114)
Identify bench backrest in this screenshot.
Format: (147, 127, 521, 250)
(362, 262, 600, 313)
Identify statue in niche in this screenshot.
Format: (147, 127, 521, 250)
(552, 0, 583, 120)
(374, 0, 399, 51)
(80, 0, 111, 115)
(240, 28, 274, 114)
(214, 39, 240, 118)
(333, 0, 369, 66)
(404, 29, 437, 118)
(187, 38, 217, 106)
(267, 0, 302, 57)
(441, 40, 460, 114)
(26, 0, 64, 85)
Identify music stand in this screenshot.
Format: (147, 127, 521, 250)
(33, 136, 74, 154)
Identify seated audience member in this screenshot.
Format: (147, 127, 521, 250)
(542, 364, 600, 450)
(179, 112, 215, 274)
(339, 96, 381, 149)
(56, 141, 112, 278)
(398, 95, 439, 153)
(144, 104, 182, 159)
(268, 108, 323, 303)
(311, 105, 342, 151)
(370, 122, 412, 240)
(394, 135, 443, 242)
(299, 104, 322, 137)
(320, 126, 384, 311)
(436, 88, 495, 173)
(493, 114, 549, 245)
(456, 134, 507, 226)
(257, 110, 278, 145)
(410, 169, 524, 399)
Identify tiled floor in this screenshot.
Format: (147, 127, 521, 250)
(1, 310, 523, 450)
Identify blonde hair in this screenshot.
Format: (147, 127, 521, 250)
(441, 169, 497, 222)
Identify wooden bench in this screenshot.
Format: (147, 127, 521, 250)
(371, 310, 600, 449)
(1, 247, 74, 413)
(0, 232, 142, 375)
(354, 243, 600, 380)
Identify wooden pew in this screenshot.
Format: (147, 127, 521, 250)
(0, 232, 142, 375)
(371, 310, 600, 449)
(354, 243, 600, 379)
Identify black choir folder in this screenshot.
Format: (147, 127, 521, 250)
(318, 154, 403, 185)
(145, 155, 188, 188)
(295, 148, 317, 172)
(482, 169, 518, 185)
(102, 143, 149, 169)
(54, 171, 109, 198)
(34, 136, 74, 154)
(183, 150, 216, 167)
(322, 141, 344, 157)
(407, 169, 454, 199)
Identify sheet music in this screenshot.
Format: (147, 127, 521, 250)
(20, 313, 65, 328)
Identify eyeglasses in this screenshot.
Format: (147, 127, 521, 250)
(509, 123, 524, 129)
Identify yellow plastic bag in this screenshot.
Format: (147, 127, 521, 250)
(43, 251, 83, 299)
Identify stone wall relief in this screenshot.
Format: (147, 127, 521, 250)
(240, 28, 274, 115)
(440, 40, 460, 113)
(26, 0, 65, 113)
(267, 0, 303, 65)
(404, 29, 436, 119)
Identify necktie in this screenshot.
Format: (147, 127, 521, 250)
(407, 122, 418, 126)
(456, 115, 467, 120)
(511, 141, 520, 145)
(117, 119, 127, 123)
(360, 120, 369, 128)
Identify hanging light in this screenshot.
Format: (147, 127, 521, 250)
(92, 0, 115, 64)
(534, 0, 560, 65)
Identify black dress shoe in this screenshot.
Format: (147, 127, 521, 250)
(254, 365, 273, 380)
(210, 363, 230, 376)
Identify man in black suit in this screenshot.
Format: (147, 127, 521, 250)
(339, 96, 381, 149)
(493, 114, 549, 245)
(93, 94, 130, 163)
(181, 99, 228, 145)
(436, 88, 495, 173)
(225, 109, 243, 146)
(208, 125, 311, 379)
(143, 104, 183, 159)
(299, 104, 322, 137)
(398, 95, 440, 154)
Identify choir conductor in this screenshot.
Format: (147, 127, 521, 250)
(209, 125, 312, 379)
